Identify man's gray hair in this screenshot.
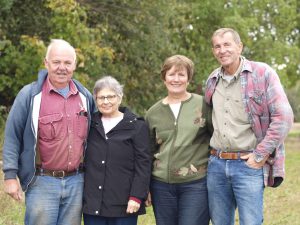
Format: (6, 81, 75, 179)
(211, 28, 242, 45)
(93, 76, 124, 97)
(45, 39, 76, 62)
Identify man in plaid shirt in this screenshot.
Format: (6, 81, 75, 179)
(205, 28, 293, 225)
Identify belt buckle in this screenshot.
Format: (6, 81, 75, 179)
(52, 170, 65, 178)
(218, 151, 223, 159)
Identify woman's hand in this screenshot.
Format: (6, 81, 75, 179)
(126, 199, 141, 214)
(145, 192, 152, 207)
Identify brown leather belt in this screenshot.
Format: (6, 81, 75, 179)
(35, 166, 83, 178)
(210, 149, 250, 160)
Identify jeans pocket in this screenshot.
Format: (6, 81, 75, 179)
(27, 176, 40, 189)
(242, 161, 263, 177)
(208, 155, 216, 163)
(208, 155, 217, 168)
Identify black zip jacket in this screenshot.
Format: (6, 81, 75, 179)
(83, 107, 151, 217)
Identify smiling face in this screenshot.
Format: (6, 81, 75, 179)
(96, 88, 122, 118)
(44, 43, 76, 89)
(212, 31, 243, 75)
(164, 66, 189, 96)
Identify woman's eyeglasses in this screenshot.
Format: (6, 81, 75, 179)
(96, 95, 117, 103)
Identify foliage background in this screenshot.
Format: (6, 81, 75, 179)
(0, 0, 299, 116)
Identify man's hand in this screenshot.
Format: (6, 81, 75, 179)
(4, 179, 23, 202)
(145, 192, 152, 207)
(126, 199, 141, 214)
(240, 153, 268, 169)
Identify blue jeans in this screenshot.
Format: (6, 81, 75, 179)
(25, 173, 84, 225)
(83, 214, 137, 225)
(207, 155, 264, 225)
(150, 177, 209, 225)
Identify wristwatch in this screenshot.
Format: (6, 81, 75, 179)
(254, 154, 265, 163)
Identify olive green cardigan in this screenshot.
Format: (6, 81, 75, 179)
(145, 94, 212, 183)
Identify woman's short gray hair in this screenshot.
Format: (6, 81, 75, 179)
(93, 76, 124, 97)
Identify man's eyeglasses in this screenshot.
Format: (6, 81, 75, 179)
(96, 95, 117, 102)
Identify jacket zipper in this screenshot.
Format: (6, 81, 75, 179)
(26, 97, 38, 192)
(167, 103, 183, 183)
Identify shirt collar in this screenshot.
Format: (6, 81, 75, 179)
(220, 56, 245, 80)
(46, 77, 78, 95)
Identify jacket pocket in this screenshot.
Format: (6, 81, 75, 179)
(39, 113, 64, 140)
(110, 177, 131, 205)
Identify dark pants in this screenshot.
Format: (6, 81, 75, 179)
(150, 177, 210, 225)
(83, 214, 138, 225)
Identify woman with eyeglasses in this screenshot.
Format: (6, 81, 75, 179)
(82, 76, 151, 225)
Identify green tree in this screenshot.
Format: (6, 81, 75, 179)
(79, 0, 177, 113)
(222, 0, 300, 87)
(0, 37, 45, 106)
(286, 81, 300, 122)
(0, 0, 113, 106)
(0, 0, 299, 115)
(165, 0, 299, 88)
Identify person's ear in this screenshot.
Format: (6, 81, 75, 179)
(44, 58, 49, 69)
(239, 42, 244, 54)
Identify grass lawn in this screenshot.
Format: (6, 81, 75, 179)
(1, 134, 299, 225)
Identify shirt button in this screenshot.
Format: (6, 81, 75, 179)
(102, 161, 105, 164)
(95, 211, 99, 214)
(99, 186, 102, 189)
(69, 162, 72, 165)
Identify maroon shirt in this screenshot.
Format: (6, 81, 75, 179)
(38, 78, 88, 171)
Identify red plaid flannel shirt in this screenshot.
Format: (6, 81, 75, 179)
(205, 58, 293, 187)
